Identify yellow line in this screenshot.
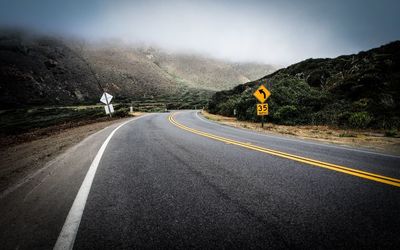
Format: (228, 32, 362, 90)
(169, 113, 400, 188)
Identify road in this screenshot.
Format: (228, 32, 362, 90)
(1, 110, 399, 249)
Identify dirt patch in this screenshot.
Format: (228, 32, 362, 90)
(0, 113, 126, 148)
(201, 111, 400, 155)
(0, 116, 137, 193)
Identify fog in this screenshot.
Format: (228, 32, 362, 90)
(1, 0, 399, 65)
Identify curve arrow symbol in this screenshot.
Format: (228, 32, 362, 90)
(258, 89, 266, 99)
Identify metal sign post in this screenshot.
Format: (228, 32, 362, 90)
(253, 84, 271, 128)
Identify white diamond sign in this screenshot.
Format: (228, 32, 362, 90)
(100, 92, 113, 104)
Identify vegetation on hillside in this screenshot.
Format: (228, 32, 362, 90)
(208, 41, 400, 130)
(0, 105, 129, 135)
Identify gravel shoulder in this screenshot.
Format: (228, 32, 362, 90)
(0, 116, 136, 193)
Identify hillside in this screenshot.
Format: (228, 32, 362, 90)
(208, 41, 400, 129)
(0, 31, 275, 108)
(142, 48, 275, 91)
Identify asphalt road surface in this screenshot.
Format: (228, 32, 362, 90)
(1, 110, 399, 249)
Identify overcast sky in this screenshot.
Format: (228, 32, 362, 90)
(0, 0, 399, 65)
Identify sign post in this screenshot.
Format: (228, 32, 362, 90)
(253, 84, 271, 128)
(100, 92, 114, 117)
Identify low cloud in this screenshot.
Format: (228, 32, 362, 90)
(1, 0, 399, 65)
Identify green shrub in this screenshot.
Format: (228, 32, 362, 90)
(113, 106, 130, 117)
(348, 112, 372, 128)
(352, 98, 370, 110)
(384, 129, 398, 137)
(216, 98, 238, 116)
(273, 105, 298, 125)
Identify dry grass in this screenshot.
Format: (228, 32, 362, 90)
(202, 111, 400, 155)
(129, 111, 147, 117)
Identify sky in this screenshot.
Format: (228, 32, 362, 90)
(0, 0, 399, 65)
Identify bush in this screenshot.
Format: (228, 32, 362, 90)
(207, 51, 400, 130)
(384, 129, 398, 137)
(348, 112, 372, 128)
(113, 106, 130, 117)
(273, 105, 298, 125)
(216, 98, 238, 116)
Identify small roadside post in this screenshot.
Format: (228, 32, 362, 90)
(100, 92, 114, 117)
(253, 84, 271, 128)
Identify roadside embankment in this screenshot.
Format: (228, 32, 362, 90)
(0, 107, 142, 193)
(201, 111, 400, 155)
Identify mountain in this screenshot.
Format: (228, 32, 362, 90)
(208, 41, 400, 129)
(143, 49, 275, 91)
(0, 30, 275, 108)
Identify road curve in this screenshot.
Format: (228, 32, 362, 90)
(1, 111, 399, 249)
(73, 111, 400, 249)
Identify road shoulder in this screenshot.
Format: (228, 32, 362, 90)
(0, 115, 144, 249)
(200, 111, 400, 156)
(0, 117, 134, 194)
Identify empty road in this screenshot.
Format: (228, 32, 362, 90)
(1, 110, 399, 249)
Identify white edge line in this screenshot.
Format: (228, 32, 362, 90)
(194, 111, 400, 159)
(0, 124, 112, 200)
(54, 115, 147, 250)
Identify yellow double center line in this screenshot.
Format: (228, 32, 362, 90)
(169, 113, 400, 188)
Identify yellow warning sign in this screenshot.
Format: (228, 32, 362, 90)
(253, 85, 271, 103)
(257, 103, 268, 116)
